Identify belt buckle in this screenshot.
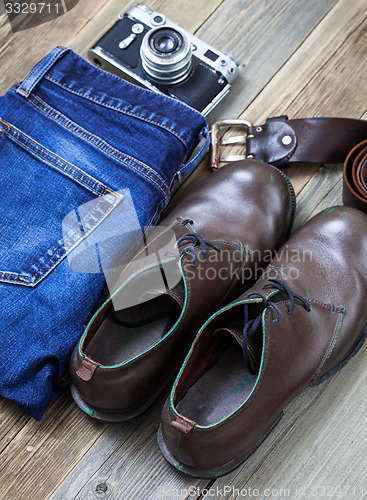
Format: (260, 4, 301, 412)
(210, 119, 253, 170)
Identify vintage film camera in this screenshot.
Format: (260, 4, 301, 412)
(89, 3, 241, 115)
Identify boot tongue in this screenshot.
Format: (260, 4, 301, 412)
(110, 279, 185, 330)
(213, 315, 261, 374)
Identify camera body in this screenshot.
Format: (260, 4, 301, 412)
(89, 3, 240, 116)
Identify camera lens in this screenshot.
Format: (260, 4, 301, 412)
(149, 29, 182, 54)
(141, 27, 192, 85)
(153, 33, 178, 53)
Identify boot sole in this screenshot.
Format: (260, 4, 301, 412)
(70, 383, 161, 423)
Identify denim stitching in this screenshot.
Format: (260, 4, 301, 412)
(0, 126, 122, 282)
(128, 165, 181, 257)
(31, 196, 119, 279)
(17, 57, 46, 96)
(136, 167, 185, 250)
(70, 49, 204, 120)
(1, 119, 109, 195)
(0, 195, 114, 280)
(3, 129, 104, 196)
(44, 75, 190, 156)
(81, 145, 183, 264)
(29, 99, 168, 201)
(30, 93, 170, 194)
(0, 193, 120, 283)
(104, 192, 167, 269)
(32, 92, 169, 191)
(121, 188, 171, 261)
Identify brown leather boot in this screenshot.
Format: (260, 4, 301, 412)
(159, 206, 367, 477)
(70, 160, 295, 421)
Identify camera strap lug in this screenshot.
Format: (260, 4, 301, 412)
(210, 119, 253, 170)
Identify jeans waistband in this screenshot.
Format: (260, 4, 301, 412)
(15, 46, 207, 151)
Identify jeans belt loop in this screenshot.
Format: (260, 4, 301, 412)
(16, 46, 70, 98)
(178, 123, 210, 179)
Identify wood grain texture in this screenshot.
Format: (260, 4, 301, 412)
(0, 0, 366, 498)
(285, 7, 367, 227)
(49, 393, 209, 500)
(162, 0, 340, 210)
(243, 0, 367, 123)
(226, 0, 367, 202)
(0, 393, 109, 500)
(293, 165, 344, 232)
(0, 0, 111, 94)
(0, 398, 30, 455)
(70, 0, 225, 56)
(198, 0, 337, 123)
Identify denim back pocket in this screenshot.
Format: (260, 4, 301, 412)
(0, 119, 122, 287)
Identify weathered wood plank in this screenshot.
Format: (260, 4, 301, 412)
(199, 0, 337, 123)
(164, 0, 340, 208)
(0, 12, 11, 53)
(293, 165, 343, 231)
(49, 393, 209, 500)
(70, 0, 225, 56)
(239, 0, 367, 199)
(0, 0, 111, 94)
(285, 15, 367, 119)
(285, 11, 367, 207)
(0, 399, 30, 455)
(242, 0, 367, 123)
(0, 393, 110, 500)
(281, 13, 367, 225)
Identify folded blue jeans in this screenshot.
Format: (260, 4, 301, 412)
(0, 46, 208, 419)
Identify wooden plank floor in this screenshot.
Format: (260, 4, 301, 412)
(1, 0, 366, 498)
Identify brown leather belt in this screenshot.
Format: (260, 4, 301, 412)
(211, 116, 367, 213)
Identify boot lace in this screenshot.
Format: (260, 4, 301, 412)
(167, 219, 221, 268)
(243, 277, 310, 373)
